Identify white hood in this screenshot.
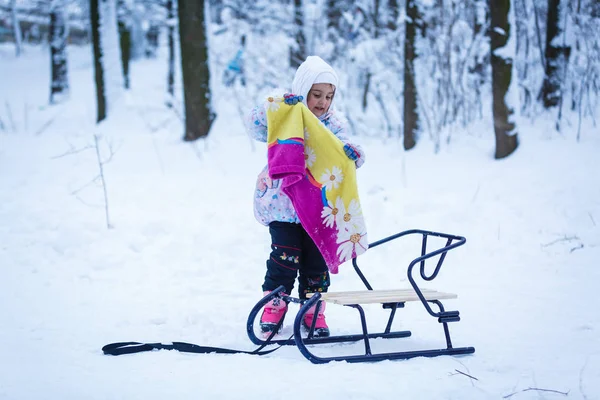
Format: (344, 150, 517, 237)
(291, 56, 339, 110)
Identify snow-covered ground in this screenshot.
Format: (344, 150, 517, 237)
(1, 44, 599, 399)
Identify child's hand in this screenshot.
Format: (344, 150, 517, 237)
(284, 93, 303, 105)
(343, 143, 360, 161)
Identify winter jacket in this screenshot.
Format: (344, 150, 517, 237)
(246, 103, 365, 226)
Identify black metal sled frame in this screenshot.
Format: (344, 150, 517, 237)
(247, 229, 475, 364)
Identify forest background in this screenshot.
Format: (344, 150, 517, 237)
(1, 1, 599, 399)
(2, 0, 598, 156)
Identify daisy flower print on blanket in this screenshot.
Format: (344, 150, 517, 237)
(266, 97, 368, 273)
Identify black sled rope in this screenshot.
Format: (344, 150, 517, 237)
(102, 318, 288, 357)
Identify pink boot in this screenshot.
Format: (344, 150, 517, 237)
(260, 291, 288, 334)
(302, 301, 329, 337)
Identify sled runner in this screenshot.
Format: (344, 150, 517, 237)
(103, 228, 474, 364)
(247, 229, 475, 364)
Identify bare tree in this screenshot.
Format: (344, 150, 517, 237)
(290, 0, 306, 69)
(90, 0, 107, 122)
(514, 0, 532, 111)
(326, 0, 353, 62)
(387, 0, 399, 31)
(403, 0, 418, 150)
(489, 0, 519, 159)
(49, 0, 69, 104)
(10, 0, 22, 57)
(361, 1, 379, 112)
(178, 0, 215, 140)
(117, 0, 132, 89)
(539, 0, 571, 109)
(326, 0, 343, 38)
(90, 0, 121, 123)
(208, 0, 223, 24)
(566, 0, 600, 140)
(166, 0, 176, 107)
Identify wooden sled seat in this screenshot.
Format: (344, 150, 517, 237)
(307, 288, 457, 305)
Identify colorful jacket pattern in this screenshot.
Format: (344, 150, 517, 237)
(246, 103, 365, 226)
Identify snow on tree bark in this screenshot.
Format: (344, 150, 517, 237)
(540, 0, 571, 109)
(290, 0, 306, 69)
(91, 0, 124, 123)
(326, 0, 352, 62)
(489, 0, 519, 159)
(100, 0, 124, 109)
(117, 0, 132, 89)
(10, 0, 22, 57)
(91, 0, 107, 122)
(166, 0, 176, 106)
(50, 0, 70, 104)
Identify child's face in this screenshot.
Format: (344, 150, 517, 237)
(307, 83, 335, 117)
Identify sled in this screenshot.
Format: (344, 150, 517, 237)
(247, 229, 475, 364)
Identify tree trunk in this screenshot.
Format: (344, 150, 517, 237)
(471, 0, 488, 79)
(403, 0, 418, 150)
(514, 0, 531, 111)
(178, 0, 215, 141)
(361, 72, 371, 112)
(539, 0, 571, 108)
(117, 0, 131, 89)
(327, 0, 343, 32)
(290, 0, 306, 69)
(49, 0, 69, 104)
(210, 0, 223, 24)
(387, 0, 399, 31)
(166, 0, 176, 107)
(10, 0, 22, 57)
(326, 0, 351, 61)
(489, 0, 518, 159)
(362, 0, 381, 112)
(90, 0, 107, 123)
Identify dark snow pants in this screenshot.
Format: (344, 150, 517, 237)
(262, 221, 330, 299)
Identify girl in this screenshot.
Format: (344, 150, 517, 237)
(245, 56, 365, 337)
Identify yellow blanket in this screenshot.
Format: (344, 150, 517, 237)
(266, 96, 368, 273)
